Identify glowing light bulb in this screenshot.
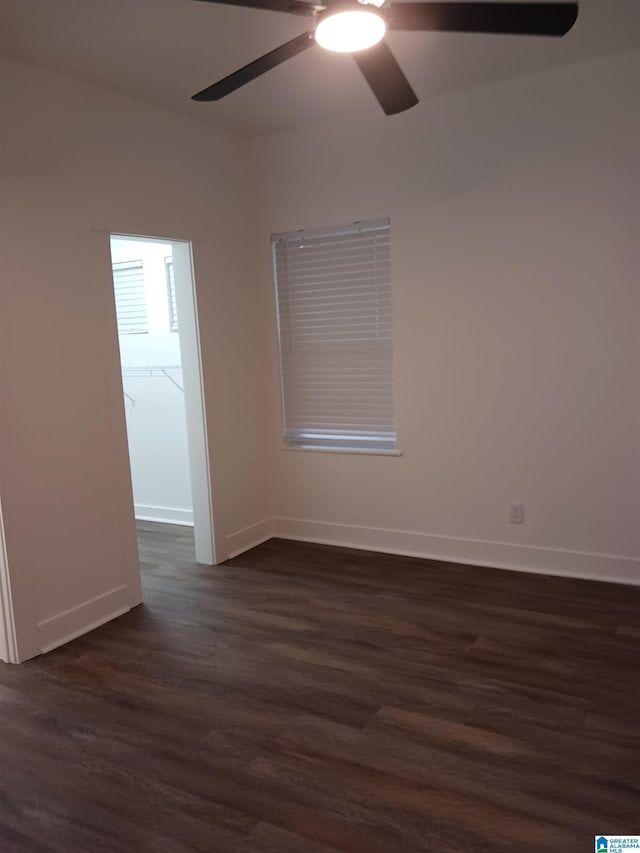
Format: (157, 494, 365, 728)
(315, 9, 386, 53)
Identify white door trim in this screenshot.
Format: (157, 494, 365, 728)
(0, 496, 19, 663)
(172, 240, 217, 565)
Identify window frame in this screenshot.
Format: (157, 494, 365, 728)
(165, 256, 179, 333)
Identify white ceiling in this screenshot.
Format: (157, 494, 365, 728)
(1, 0, 639, 137)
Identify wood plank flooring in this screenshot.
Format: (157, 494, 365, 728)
(0, 521, 638, 851)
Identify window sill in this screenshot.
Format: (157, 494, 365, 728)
(280, 445, 402, 457)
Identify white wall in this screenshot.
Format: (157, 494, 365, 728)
(111, 238, 193, 526)
(257, 50, 640, 584)
(0, 56, 268, 660)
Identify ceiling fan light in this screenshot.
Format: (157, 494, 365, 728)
(315, 9, 386, 53)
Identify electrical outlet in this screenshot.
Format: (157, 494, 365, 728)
(509, 503, 524, 524)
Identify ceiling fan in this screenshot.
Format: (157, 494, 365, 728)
(191, 1, 578, 115)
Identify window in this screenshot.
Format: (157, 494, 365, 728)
(272, 218, 396, 452)
(165, 257, 179, 332)
(112, 260, 148, 335)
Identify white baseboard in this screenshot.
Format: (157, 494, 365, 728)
(36, 584, 139, 657)
(134, 504, 193, 527)
(271, 517, 640, 586)
(225, 518, 274, 560)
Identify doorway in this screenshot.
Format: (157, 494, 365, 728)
(109, 235, 215, 565)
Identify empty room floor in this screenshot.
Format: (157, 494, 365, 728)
(0, 521, 638, 852)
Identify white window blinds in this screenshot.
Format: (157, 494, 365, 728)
(112, 260, 148, 335)
(272, 218, 396, 451)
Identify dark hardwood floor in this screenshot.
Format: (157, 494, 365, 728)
(0, 521, 638, 852)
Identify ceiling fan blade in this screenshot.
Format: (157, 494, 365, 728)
(388, 2, 578, 36)
(192, 0, 320, 16)
(353, 41, 419, 116)
(192, 32, 315, 101)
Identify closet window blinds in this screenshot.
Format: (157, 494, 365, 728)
(112, 260, 148, 335)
